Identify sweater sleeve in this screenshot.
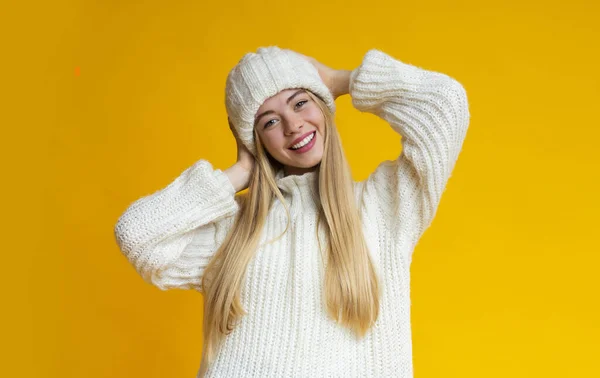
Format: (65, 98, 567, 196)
(351, 49, 470, 256)
(113, 159, 240, 292)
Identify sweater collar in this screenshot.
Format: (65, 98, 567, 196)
(275, 167, 319, 196)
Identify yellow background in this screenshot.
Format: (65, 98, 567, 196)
(6, 0, 599, 376)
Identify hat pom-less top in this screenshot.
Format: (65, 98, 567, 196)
(225, 46, 336, 157)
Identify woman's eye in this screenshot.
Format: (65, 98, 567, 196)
(295, 100, 308, 108)
(263, 100, 307, 128)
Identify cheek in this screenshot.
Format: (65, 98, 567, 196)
(260, 132, 286, 151)
(306, 107, 325, 129)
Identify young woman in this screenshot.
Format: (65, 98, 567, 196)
(114, 46, 470, 377)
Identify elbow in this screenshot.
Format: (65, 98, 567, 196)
(114, 212, 158, 284)
(113, 210, 145, 259)
(113, 213, 131, 254)
(446, 77, 470, 131)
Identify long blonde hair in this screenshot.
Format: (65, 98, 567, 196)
(198, 90, 380, 376)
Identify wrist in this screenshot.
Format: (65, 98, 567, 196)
(235, 161, 252, 173)
(332, 70, 351, 99)
(225, 163, 252, 192)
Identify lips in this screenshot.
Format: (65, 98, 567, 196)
(288, 131, 316, 149)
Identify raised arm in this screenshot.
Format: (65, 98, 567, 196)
(351, 49, 470, 258)
(113, 159, 241, 292)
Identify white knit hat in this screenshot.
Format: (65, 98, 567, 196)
(225, 46, 336, 157)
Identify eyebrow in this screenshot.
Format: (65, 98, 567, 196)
(254, 89, 306, 126)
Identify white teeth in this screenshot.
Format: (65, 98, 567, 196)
(290, 132, 315, 150)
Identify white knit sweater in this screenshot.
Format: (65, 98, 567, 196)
(114, 49, 470, 377)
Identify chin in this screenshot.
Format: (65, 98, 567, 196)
(283, 154, 323, 169)
(290, 161, 321, 169)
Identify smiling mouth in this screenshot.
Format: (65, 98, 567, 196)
(288, 131, 316, 150)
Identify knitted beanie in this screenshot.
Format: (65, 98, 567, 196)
(225, 46, 336, 157)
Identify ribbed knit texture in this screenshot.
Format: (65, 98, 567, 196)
(114, 48, 470, 377)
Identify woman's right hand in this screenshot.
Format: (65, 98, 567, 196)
(229, 117, 255, 173)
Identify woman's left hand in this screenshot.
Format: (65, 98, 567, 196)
(295, 52, 350, 100)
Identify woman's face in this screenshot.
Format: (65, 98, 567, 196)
(254, 88, 325, 175)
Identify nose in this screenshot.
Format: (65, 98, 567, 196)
(283, 114, 304, 135)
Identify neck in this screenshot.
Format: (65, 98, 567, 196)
(283, 164, 320, 177)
